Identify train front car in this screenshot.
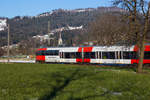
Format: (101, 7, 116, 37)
(36, 48, 47, 63)
(131, 45, 150, 64)
(36, 47, 61, 63)
(44, 48, 60, 63)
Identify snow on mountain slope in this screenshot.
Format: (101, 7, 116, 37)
(0, 19, 7, 31)
(33, 25, 83, 41)
(51, 25, 83, 33)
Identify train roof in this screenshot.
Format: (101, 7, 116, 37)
(40, 45, 134, 48)
(37, 45, 150, 52)
(37, 46, 135, 51)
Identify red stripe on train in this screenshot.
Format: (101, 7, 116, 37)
(84, 47, 93, 52)
(76, 47, 83, 63)
(132, 45, 150, 64)
(84, 59, 91, 63)
(76, 59, 82, 63)
(134, 45, 150, 51)
(145, 46, 150, 51)
(83, 47, 93, 63)
(37, 48, 47, 51)
(131, 59, 150, 64)
(133, 45, 138, 51)
(78, 47, 82, 52)
(36, 56, 45, 61)
(76, 47, 93, 63)
(36, 48, 47, 62)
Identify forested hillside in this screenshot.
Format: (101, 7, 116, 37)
(0, 7, 123, 47)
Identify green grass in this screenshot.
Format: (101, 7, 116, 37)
(0, 64, 150, 100)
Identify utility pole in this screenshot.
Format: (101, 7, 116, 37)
(48, 21, 50, 33)
(48, 21, 50, 46)
(7, 24, 10, 63)
(47, 21, 54, 46)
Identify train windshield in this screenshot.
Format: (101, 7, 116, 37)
(36, 50, 59, 56)
(36, 51, 45, 56)
(45, 50, 59, 56)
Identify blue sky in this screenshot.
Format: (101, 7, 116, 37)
(0, 0, 112, 18)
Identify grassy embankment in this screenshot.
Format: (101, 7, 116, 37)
(0, 64, 150, 100)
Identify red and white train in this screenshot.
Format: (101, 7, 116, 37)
(36, 45, 150, 64)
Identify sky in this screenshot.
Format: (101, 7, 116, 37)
(0, 0, 112, 18)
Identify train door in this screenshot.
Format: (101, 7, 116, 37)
(76, 47, 94, 63)
(76, 47, 83, 63)
(83, 47, 93, 63)
(116, 51, 123, 64)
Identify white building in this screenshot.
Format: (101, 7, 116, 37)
(0, 19, 7, 31)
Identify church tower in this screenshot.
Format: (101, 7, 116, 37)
(58, 32, 63, 46)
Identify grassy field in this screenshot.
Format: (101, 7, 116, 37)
(0, 64, 150, 100)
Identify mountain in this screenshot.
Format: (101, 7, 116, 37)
(0, 6, 124, 47)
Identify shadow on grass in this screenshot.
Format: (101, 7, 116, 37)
(38, 68, 105, 100)
(39, 69, 81, 100)
(38, 66, 130, 100)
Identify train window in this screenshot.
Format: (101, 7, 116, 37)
(123, 52, 130, 59)
(76, 52, 82, 59)
(64, 52, 77, 58)
(45, 50, 59, 56)
(62, 52, 82, 59)
(84, 52, 89, 58)
(64, 53, 70, 58)
(70, 53, 76, 58)
(109, 52, 115, 59)
(102, 52, 107, 59)
(36, 51, 45, 56)
(54, 50, 59, 55)
(84, 52, 96, 59)
(45, 51, 51, 55)
(130, 52, 137, 59)
(123, 52, 137, 59)
(102, 52, 115, 59)
(144, 52, 150, 59)
(91, 52, 96, 59)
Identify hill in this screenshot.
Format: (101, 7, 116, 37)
(0, 7, 123, 47)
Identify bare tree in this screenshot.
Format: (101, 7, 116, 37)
(0, 48, 5, 57)
(88, 13, 130, 45)
(18, 38, 39, 55)
(113, 0, 150, 73)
